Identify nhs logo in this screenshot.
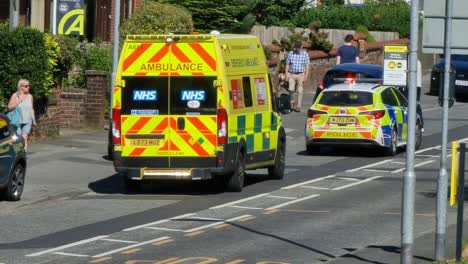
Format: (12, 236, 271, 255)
(133, 90, 158, 101)
(181, 90, 206, 101)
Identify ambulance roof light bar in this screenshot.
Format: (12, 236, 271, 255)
(127, 35, 214, 41)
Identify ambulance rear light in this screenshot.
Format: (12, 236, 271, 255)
(112, 108, 121, 144)
(217, 108, 228, 145)
(308, 109, 327, 118)
(359, 110, 385, 119)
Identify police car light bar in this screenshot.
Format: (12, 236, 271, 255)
(333, 77, 383, 83)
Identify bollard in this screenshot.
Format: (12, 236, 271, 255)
(456, 143, 466, 261)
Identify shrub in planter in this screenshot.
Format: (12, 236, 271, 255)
(356, 25, 376, 43)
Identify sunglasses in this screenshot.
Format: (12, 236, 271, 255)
(23, 85, 30, 87)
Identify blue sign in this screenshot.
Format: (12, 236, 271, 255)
(180, 90, 206, 101)
(133, 90, 158, 101)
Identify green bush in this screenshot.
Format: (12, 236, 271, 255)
(293, 4, 410, 38)
(356, 25, 376, 43)
(0, 24, 59, 111)
(120, 2, 193, 44)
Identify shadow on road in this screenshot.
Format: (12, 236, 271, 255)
(336, 245, 434, 264)
(88, 172, 273, 196)
(296, 145, 385, 158)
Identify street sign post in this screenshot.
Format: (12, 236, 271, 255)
(383, 45, 408, 86)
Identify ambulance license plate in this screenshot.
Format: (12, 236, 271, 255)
(455, 80, 468, 86)
(128, 139, 161, 146)
(329, 116, 356, 125)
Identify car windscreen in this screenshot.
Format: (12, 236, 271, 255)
(453, 55, 468, 61)
(318, 91, 373, 106)
(170, 76, 217, 115)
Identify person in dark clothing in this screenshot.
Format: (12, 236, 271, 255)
(336, 34, 360, 65)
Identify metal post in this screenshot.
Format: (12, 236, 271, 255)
(9, 0, 19, 30)
(435, 0, 454, 260)
(110, 0, 121, 120)
(52, 0, 57, 34)
(456, 143, 466, 261)
(401, 0, 420, 263)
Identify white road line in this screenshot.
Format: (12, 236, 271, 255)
(346, 160, 392, 173)
(228, 205, 264, 210)
(265, 194, 320, 210)
(392, 161, 405, 164)
(26, 235, 108, 257)
(332, 176, 382, 191)
(267, 195, 297, 200)
(415, 145, 441, 154)
(364, 169, 390, 172)
(181, 216, 223, 221)
(415, 154, 439, 158)
(281, 175, 335, 190)
(415, 160, 435, 168)
(101, 238, 138, 244)
(144, 227, 184, 232)
(52, 252, 89, 257)
(183, 215, 251, 233)
(210, 193, 270, 209)
(93, 237, 170, 258)
(300, 186, 330, 190)
(171, 213, 197, 220)
(123, 213, 195, 231)
(391, 168, 405, 174)
(336, 177, 360, 181)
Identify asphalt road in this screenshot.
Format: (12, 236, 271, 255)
(2, 80, 468, 264)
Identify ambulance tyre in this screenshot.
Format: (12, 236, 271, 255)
(124, 174, 141, 192)
(226, 149, 245, 192)
(268, 132, 286, 180)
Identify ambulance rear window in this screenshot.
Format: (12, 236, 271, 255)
(121, 77, 169, 115)
(170, 77, 217, 115)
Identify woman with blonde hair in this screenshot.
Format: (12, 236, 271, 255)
(7, 79, 36, 151)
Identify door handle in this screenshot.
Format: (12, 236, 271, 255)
(177, 117, 185, 130)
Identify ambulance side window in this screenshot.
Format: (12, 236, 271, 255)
(242, 76, 253, 107)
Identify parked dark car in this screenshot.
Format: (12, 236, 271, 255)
(0, 114, 26, 201)
(430, 55, 468, 97)
(314, 63, 424, 127)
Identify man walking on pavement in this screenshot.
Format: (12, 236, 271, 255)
(285, 40, 310, 112)
(336, 34, 360, 65)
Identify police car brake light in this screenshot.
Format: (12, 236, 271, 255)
(359, 110, 385, 119)
(308, 109, 327, 118)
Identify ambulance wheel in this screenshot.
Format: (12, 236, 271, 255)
(226, 151, 245, 192)
(124, 175, 141, 192)
(268, 138, 285, 180)
(385, 128, 398, 156)
(415, 120, 423, 150)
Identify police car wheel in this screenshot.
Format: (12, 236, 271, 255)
(268, 139, 285, 180)
(385, 128, 398, 156)
(415, 121, 423, 150)
(226, 151, 245, 192)
(3, 163, 25, 201)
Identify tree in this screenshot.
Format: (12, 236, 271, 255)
(253, 0, 306, 27)
(159, 0, 256, 33)
(320, 0, 344, 6)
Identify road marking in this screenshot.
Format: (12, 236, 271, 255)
(89, 257, 112, 263)
(185, 231, 205, 237)
(281, 175, 335, 190)
(228, 205, 264, 210)
(152, 239, 175, 246)
(391, 168, 405, 174)
(415, 145, 441, 154)
(300, 186, 330, 190)
(332, 176, 382, 191)
(153, 258, 180, 264)
(182, 216, 223, 221)
(122, 248, 142, 255)
(276, 209, 331, 213)
(212, 223, 230, 229)
(336, 177, 360, 181)
(416, 154, 439, 158)
(364, 169, 390, 172)
(183, 215, 251, 233)
(210, 193, 270, 209)
(145, 227, 184, 232)
(263, 209, 280, 215)
(267, 195, 297, 200)
(52, 252, 89, 257)
(101, 238, 138, 244)
(392, 161, 405, 164)
(225, 260, 246, 264)
(123, 213, 195, 231)
(346, 160, 392, 173)
(26, 235, 108, 257)
(415, 160, 435, 168)
(237, 216, 256, 222)
(265, 194, 320, 210)
(93, 237, 170, 258)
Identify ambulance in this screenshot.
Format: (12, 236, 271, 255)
(110, 32, 286, 192)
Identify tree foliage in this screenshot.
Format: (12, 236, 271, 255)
(253, 0, 306, 27)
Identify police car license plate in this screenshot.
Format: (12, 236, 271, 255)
(455, 80, 468, 86)
(329, 116, 356, 125)
(128, 139, 161, 146)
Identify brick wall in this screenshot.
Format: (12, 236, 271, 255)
(84, 70, 108, 129)
(29, 90, 61, 142)
(59, 88, 86, 129)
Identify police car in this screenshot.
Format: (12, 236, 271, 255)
(305, 82, 423, 155)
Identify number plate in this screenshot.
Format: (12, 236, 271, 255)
(329, 116, 356, 124)
(127, 138, 161, 146)
(455, 80, 468, 86)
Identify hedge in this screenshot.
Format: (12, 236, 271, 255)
(0, 24, 59, 112)
(293, 4, 410, 38)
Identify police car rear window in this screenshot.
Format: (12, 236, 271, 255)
(319, 91, 373, 106)
(170, 77, 217, 115)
